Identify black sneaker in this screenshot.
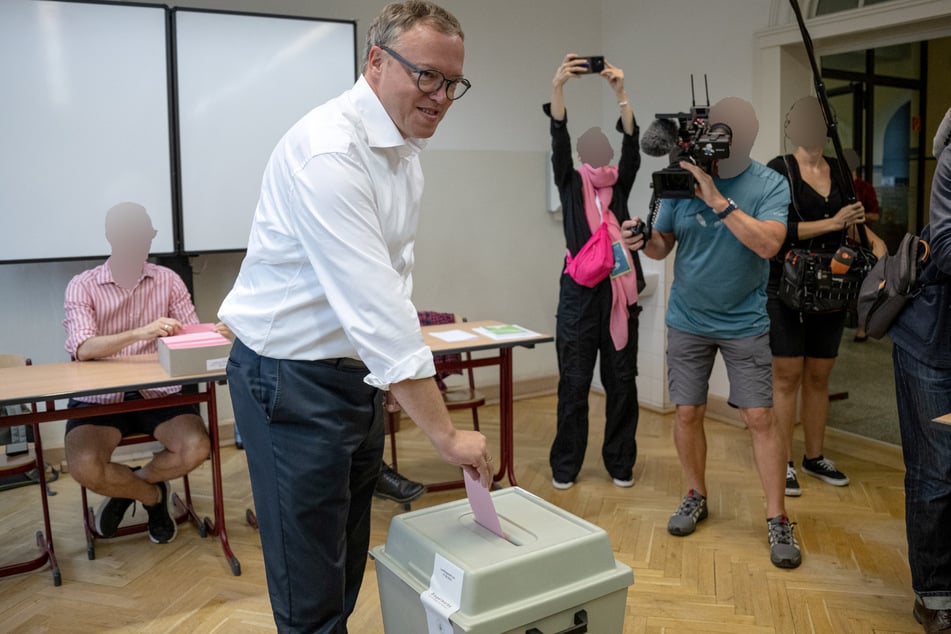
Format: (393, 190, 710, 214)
(801, 455, 850, 486)
(374, 463, 425, 504)
(95, 496, 135, 538)
(144, 481, 177, 544)
(785, 461, 802, 497)
(767, 514, 802, 569)
(667, 490, 708, 536)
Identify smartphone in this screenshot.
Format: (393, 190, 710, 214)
(581, 56, 605, 74)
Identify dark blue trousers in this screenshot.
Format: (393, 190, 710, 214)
(894, 344, 951, 609)
(227, 339, 384, 633)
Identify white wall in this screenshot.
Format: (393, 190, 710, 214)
(12, 0, 943, 450)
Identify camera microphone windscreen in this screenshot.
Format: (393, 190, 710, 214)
(642, 118, 679, 157)
(831, 246, 856, 275)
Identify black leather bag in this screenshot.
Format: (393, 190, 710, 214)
(778, 247, 875, 313)
(776, 154, 877, 314)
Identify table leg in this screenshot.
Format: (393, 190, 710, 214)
(0, 419, 60, 586)
(495, 348, 517, 487)
(200, 382, 241, 576)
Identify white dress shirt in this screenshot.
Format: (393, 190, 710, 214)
(218, 76, 435, 389)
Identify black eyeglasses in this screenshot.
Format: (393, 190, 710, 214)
(379, 45, 471, 101)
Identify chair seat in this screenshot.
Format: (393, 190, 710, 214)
(442, 388, 485, 408)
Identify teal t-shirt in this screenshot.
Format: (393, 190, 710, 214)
(653, 161, 789, 338)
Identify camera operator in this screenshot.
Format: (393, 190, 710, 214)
(624, 97, 802, 569)
(543, 53, 643, 491)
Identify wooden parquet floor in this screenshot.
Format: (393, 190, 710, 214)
(0, 394, 919, 633)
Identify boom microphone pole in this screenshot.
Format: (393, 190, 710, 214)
(788, 0, 870, 247)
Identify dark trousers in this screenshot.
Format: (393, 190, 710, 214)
(227, 339, 385, 633)
(551, 277, 640, 482)
(894, 344, 951, 609)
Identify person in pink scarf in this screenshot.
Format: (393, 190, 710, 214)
(543, 53, 643, 490)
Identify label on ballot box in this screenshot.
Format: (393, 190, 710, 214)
(157, 326, 231, 377)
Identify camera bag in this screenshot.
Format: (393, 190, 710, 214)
(776, 155, 876, 314)
(778, 248, 873, 313)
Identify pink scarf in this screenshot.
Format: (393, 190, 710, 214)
(578, 163, 639, 350)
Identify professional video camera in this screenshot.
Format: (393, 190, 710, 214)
(642, 76, 732, 199)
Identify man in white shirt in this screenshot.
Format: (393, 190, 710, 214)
(218, 2, 490, 631)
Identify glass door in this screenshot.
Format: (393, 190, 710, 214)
(821, 42, 927, 250)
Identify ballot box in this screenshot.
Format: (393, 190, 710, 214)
(370, 487, 633, 634)
(157, 330, 231, 377)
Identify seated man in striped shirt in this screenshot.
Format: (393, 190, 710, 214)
(62, 202, 224, 544)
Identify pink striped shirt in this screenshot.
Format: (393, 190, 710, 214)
(63, 262, 199, 404)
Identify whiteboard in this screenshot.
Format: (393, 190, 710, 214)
(0, 0, 173, 262)
(174, 10, 357, 253)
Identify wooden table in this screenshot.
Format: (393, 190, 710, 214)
(420, 320, 553, 490)
(0, 354, 240, 580)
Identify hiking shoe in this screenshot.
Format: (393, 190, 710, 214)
(667, 490, 708, 536)
(802, 455, 850, 486)
(785, 461, 802, 497)
(551, 478, 574, 490)
(767, 514, 802, 568)
(144, 481, 177, 544)
(95, 496, 135, 538)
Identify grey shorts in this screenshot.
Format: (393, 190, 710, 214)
(666, 327, 773, 409)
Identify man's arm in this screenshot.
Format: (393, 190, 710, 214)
(75, 319, 178, 361)
(626, 227, 675, 261)
(387, 378, 492, 488)
(680, 161, 786, 259)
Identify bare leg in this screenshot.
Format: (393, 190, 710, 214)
(65, 414, 209, 506)
(772, 356, 804, 463)
(142, 414, 210, 484)
(799, 357, 836, 459)
(673, 404, 708, 495)
(66, 425, 161, 505)
(741, 406, 787, 518)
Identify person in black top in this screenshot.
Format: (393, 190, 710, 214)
(766, 96, 886, 498)
(543, 54, 642, 490)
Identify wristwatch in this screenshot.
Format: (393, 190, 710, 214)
(716, 198, 738, 220)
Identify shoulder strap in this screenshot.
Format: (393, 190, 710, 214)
(781, 155, 804, 222)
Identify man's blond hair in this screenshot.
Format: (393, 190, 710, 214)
(362, 1, 463, 73)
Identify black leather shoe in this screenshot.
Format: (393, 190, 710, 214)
(914, 598, 951, 633)
(374, 463, 425, 504)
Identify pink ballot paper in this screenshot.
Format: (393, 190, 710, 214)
(177, 323, 216, 335)
(464, 470, 505, 538)
(162, 324, 230, 349)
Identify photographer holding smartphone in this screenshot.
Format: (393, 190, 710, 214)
(543, 53, 644, 491)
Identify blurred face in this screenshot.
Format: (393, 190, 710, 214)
(105, 202, 155, 264)
(709, 97, 759, 179)
(365, 23, 464, 139)
(578, 127, 613, 168)
(785, 96, 827, 149)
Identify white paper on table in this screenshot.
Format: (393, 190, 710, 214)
(429, 329, 479, 343)
(420, 553, 464, 634)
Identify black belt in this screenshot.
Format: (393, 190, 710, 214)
(322, 357, 368, 371)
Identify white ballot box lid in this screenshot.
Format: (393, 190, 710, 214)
(371, 487, 633, 633)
